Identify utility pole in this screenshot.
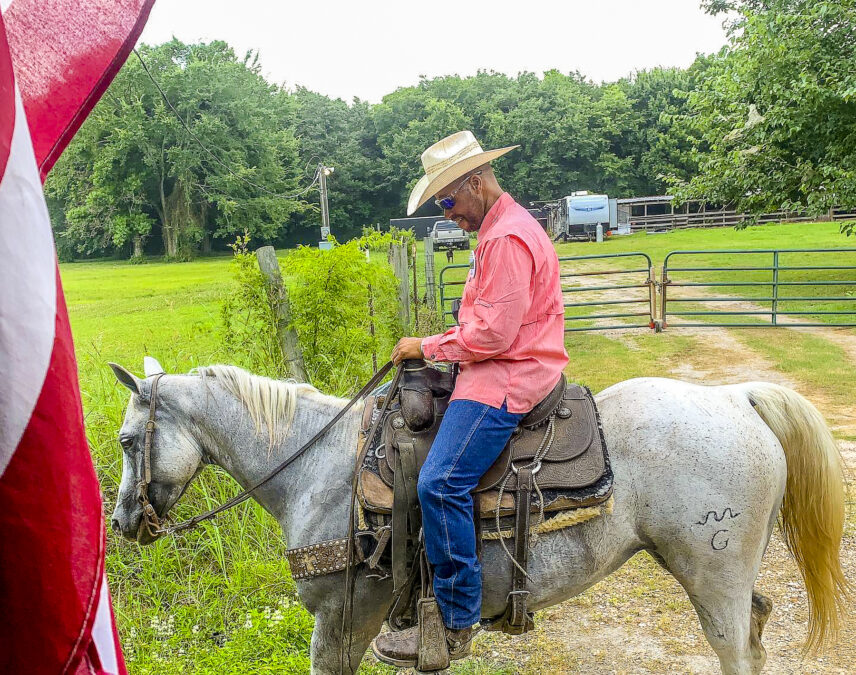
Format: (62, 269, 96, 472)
(318, 164, 334, 250)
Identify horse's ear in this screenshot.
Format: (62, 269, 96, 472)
(143, 356, 165, 377)
(108, 362, 141, 395)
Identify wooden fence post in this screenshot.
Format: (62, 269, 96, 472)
(411, 241, 419, 326)
(424, 237, 436, 310)
(390, 242, 411, 331)
(255, 246, 308, 382)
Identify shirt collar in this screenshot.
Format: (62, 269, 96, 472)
(477, 192, 512, 241)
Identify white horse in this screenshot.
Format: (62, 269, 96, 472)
(108, 361, 850, 674)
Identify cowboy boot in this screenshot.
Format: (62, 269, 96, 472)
(370, 625, 473, 669)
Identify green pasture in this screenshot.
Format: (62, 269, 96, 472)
(61, 220, 855, 674)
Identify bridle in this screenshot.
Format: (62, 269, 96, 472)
(137, 373, 165, 538)
(133, 362, 395, 539)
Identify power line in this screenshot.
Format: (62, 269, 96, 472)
(132, 48, 320, 201)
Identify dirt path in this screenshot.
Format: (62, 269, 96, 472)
(660, 326, 856, 438)
(676, 295, 856, 365)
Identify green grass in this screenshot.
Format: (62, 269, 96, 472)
(63, 256, 314, 674)
(64, 257, 233, 373)
(59, 220, 856, 673)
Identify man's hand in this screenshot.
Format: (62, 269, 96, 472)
(391, 337, 423, 365)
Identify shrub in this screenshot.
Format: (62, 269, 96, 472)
(221, 236, 401, 395)
(358, 224, 413, 251)
(285, 239, 400, 394)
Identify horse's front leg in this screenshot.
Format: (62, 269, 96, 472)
(302, 574, 393, 674)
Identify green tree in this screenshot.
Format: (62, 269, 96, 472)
(47, 40, 308, 259)
(48, 37, 754, 254)
(372, 90, 474, 214)
(616, 66, 704, 197)
(671, 0, 856, 228)
(290, 88, 391, 240)
(484, 71, 606, 201)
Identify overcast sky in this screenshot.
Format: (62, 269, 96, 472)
(139, 0, 729, 103)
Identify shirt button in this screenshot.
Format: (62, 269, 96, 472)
(430, 354, 436, 359)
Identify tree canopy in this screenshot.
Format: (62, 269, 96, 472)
(671, 0, 856, 225)
(48, 7, 856, 259)
(47, 40, 307, 260)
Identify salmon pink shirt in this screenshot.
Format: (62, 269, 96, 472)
(421, 192, 569, 413)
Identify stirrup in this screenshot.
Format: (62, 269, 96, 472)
(416, 597, 450, 672)
(481, 590, 535, 636)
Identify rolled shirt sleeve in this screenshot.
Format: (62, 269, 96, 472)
(422, 236, 533, 363)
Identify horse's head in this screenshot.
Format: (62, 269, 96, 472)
(108, 358, 206, 545)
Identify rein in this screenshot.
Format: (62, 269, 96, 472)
(138, 361, 395, 538)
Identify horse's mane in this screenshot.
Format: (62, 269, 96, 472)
(195, 365, 317, 445)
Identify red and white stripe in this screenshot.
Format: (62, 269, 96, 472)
(0, 2, 153, 672)
(0, 26, 56, 476)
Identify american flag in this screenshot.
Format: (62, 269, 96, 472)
(0, 1, 154, 672)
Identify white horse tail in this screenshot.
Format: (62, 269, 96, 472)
(742, 382, 851, 651)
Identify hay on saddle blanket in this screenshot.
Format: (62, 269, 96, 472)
(481, 495, 614, 541)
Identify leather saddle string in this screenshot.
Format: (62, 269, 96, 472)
(493, 414, 556, 577)
(157, 361, 395, 536)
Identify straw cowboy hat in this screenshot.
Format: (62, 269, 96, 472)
(407, 130, 519, 215)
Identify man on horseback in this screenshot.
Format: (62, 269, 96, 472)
(373, 130, 569, 667)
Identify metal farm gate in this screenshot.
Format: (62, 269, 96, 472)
(437, 248, 856, 333)
(661, 248, 856, 329)
(439, 252, 657, 332)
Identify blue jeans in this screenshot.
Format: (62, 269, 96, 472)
(417, 399, 524, 629)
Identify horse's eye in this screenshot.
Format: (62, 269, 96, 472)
(119, 436, 135, 451)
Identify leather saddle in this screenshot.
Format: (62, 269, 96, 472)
(355, 360, 613, 636)
(358, 363, 612, 518)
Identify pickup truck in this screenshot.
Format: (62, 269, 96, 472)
(429, 220, 470, 250)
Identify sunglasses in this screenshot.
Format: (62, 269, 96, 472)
(434, 170, 482, 210)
